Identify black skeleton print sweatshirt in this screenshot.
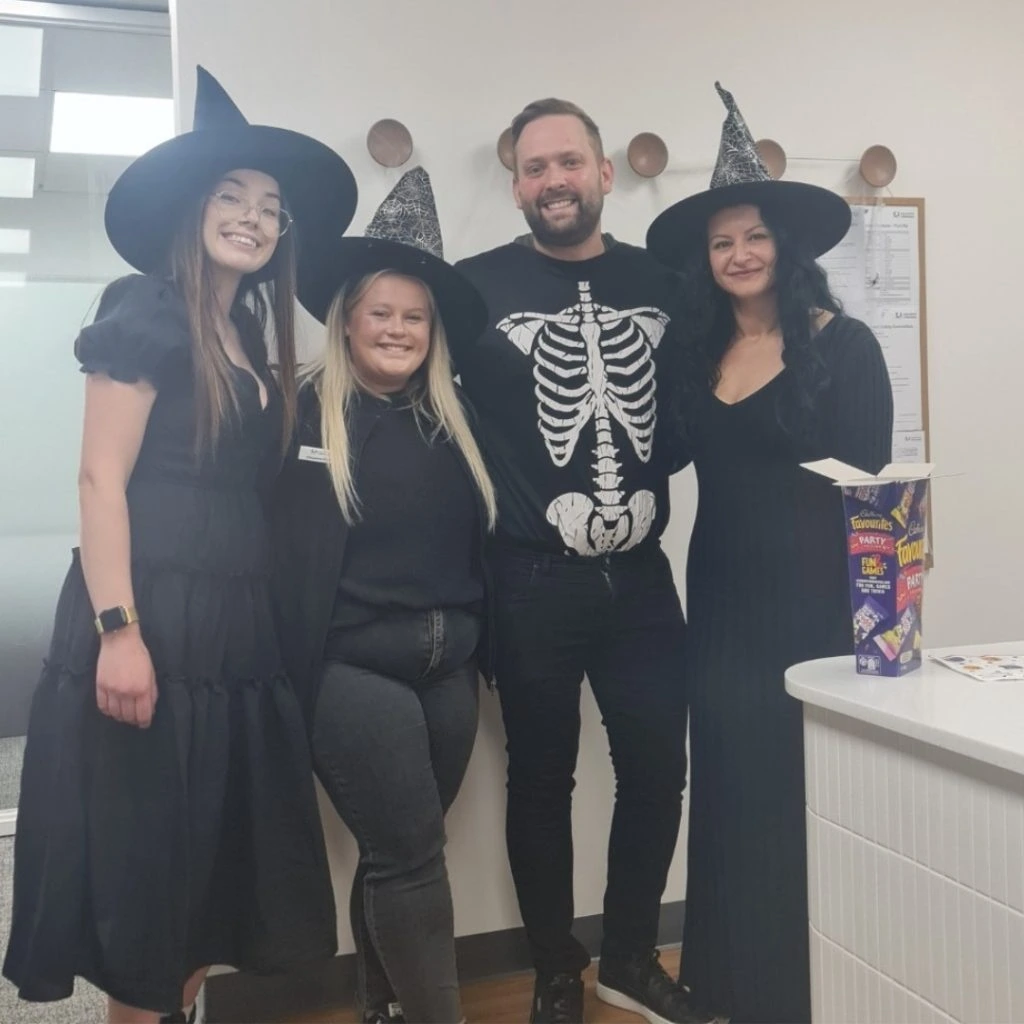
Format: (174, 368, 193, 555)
(453, 235, 684, 557)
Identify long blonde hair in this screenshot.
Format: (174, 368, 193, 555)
(167, 178, 298, 459)
(299, 270, 497, 529)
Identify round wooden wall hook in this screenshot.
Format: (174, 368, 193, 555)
(755, 138, 787, 180)
(626, 132, 669, 178)
(367, 119, 413, 168)
(859, 145, 897, 188)
(497, 127, 515, 171)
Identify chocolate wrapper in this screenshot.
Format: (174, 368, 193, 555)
(841, 478, 929, 677)
(852, 483, 885, 507)
(853, 595, 889, 643)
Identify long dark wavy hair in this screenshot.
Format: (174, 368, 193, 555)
(667, 203, 842, 446)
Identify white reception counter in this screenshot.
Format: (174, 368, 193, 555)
(786, 642, 1024, 1024)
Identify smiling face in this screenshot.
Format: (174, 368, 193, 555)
(201, 168, 283, 281)
(345, 273, 433, 393)
(512, 114, 612, 251)
(706, 203, 778, 300)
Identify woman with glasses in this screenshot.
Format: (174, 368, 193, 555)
(2, 67, 357, 1024)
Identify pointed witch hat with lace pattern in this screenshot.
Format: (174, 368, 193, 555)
(297, 166, 486, 349)
(646, 82, 850, 267)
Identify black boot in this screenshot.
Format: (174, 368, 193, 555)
(364, 1001, 406, 1024)
(530, 971, 584, 1023)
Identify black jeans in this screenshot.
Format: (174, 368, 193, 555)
(492, 542, 688, 976)
(312, 608, 480, 1024)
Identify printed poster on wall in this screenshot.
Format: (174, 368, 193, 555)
(818, 202, 926, 464)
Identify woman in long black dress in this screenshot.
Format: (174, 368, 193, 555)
(647, 84, 894, 1024)
(2, 67, 357, 1023)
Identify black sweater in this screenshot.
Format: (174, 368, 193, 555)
(268, 385, 493, 729)
(453, 236, 684, 557)
(330, 392, 483, 627)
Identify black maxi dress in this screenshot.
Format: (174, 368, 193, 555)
(679, 316, 894, 1023)
(2, 275, 336, 1015)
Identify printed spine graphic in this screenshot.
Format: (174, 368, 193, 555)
(497, 281, 669, 554)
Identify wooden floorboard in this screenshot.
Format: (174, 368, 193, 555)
(284, 947, 681, 1023)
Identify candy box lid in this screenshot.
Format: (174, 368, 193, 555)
(801, 459, 936, 487)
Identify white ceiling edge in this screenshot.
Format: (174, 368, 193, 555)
(50, 0, 167, 8)
(0, 0, 169, 34)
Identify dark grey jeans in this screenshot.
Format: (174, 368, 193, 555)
(312, 607, 480, 1024)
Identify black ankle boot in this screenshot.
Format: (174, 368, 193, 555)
(364, 1001, 406, 1023)
(530, 971, 584, 1023)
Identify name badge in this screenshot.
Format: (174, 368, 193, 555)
(298, 445, 329, 463)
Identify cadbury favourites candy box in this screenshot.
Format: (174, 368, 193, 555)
(802, 460, 932, 677)
(841, 479, 928, 676)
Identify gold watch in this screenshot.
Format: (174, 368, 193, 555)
(94, 605, 139, 635)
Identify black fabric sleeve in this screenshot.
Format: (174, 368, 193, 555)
(826, 317, 895, 474)
(448, 257, 477, 375)
(73, 274, 190, 389)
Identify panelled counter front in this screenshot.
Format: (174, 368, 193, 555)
(786, 642, 1024, 1024)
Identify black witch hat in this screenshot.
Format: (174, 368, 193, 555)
(104, 66, 358, 278)
(298, 166, 486, 348)
(647, 82, 850, 268)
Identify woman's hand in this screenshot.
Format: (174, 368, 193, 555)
(95, 626, 158, 728)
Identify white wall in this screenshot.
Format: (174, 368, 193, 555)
(0, 282, 110, 740)
(170, 0, 1024, 950)
(0, 19, 168, 744)
(0, 19, 170, 743)
(0, 21, 170, 283)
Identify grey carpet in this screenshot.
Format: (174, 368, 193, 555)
(0, 836, 108, 1022)
(0, 736, 25, 811)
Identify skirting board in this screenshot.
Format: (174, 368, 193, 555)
(0, 809, 16, 838)
(205, 901, 685, 1024)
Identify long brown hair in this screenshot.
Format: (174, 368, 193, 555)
(167, 178, 298, 459)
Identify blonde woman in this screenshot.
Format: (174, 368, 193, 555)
(269, 167, 495, 1024)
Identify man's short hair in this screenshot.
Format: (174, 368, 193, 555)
(509, 98, 604, 162)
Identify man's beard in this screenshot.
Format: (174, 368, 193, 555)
(523, 189, 603, 249)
